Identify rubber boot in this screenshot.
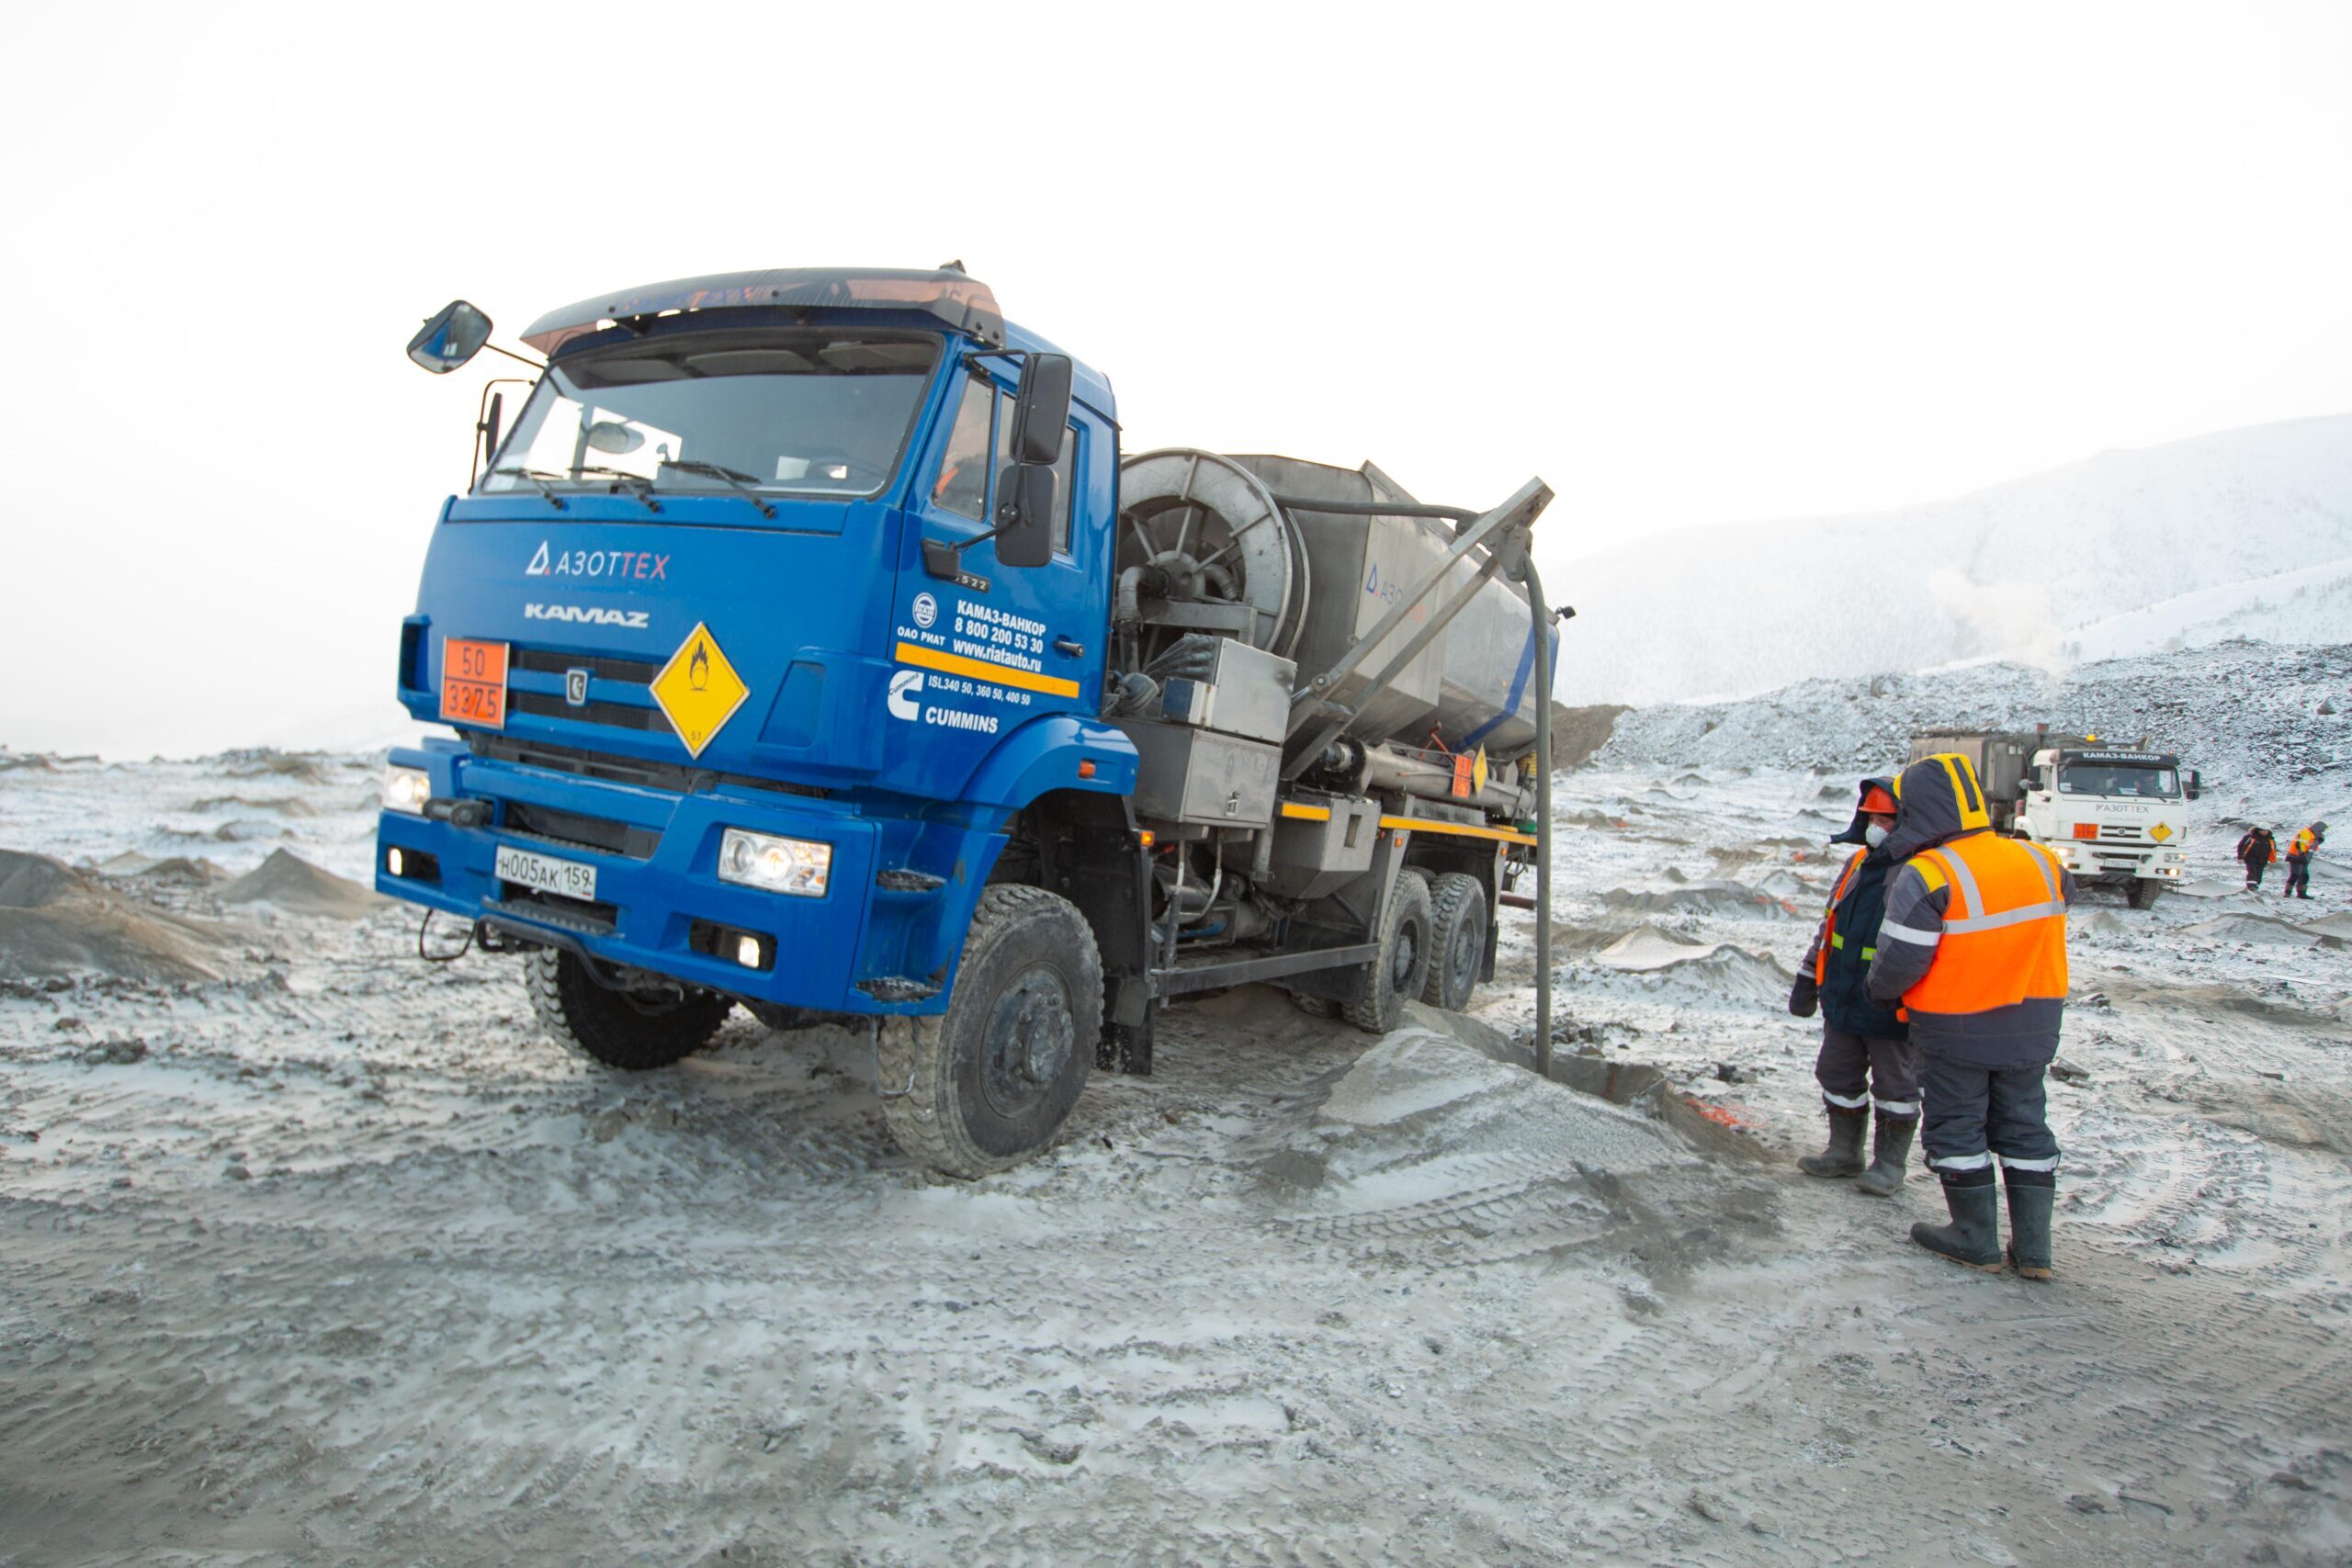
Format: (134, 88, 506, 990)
(1854, 1113, 1916, 1198)
(2003, 1167, 2056, 1280)
(1797, 1106, 1869, 1178)
(1910, 1168, 2004, 1269)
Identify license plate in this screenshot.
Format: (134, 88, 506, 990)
(441, 638, 509, 728)
(494, 843, 598, 902)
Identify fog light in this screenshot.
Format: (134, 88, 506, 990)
(382, 765, 431, 815)
(386, 846, 405, 877)
(735, 934, 762, 968)
(717, 829, 831, 897)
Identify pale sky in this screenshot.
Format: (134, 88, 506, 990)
(4, 2, 2346, 757)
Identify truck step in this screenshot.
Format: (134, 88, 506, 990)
(857, 976, 944, 1002)
(875, 869, 946, 893)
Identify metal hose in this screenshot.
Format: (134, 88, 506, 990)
(1525, 563, 1555, 1079)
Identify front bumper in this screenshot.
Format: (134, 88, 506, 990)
(375, 739, 894, 1011)
(2052, 842, 2186, 884)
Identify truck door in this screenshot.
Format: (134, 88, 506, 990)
(878, 360, 1104, 798)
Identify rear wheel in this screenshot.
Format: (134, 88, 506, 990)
(524, 948, 732, 1070)
(1421, 872, 1488, 1011)
(1343, 870, 1434, 1035)
(2127, 878, 2165, 910)
(877, 886, 1102, 1179)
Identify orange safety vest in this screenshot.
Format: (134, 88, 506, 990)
(1903, 832, 2069, 1018)
(2290, 829, 2318, 860)
(1814, 849, 1870, 985)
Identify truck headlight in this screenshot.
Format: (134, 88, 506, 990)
(382, 765, 431, 815)
(718, 829, 831, 897)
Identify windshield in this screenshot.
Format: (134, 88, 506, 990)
(479, 330, 938, 502)
(2059, 762, 2179, 798)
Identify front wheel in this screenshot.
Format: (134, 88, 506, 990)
(876, 886, 1102, 1179)
(2127, 878, 2165, 910)
(1421, 871, 1488, 1011)
(524, 948, 732, 1069)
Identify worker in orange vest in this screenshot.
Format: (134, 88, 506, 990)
(1789, 777, 1920, 1195)
(1868, 752, 2077, 1279)
(2284, 822, 2327, 899)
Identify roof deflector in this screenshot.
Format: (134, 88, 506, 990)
(520, 267, 1004, 355)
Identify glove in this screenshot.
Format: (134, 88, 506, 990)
(1788, 976, 1819, 1019)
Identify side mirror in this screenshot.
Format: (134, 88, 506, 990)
(2185, 769, 2201, 801)
(994, 463, 1056, 568)
(1008, 354, 1072, 465)
(408, 300, 493, 373)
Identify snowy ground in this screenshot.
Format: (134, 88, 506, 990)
(3, 746, 2349, 1564)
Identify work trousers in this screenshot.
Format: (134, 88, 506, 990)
(2245, 859, 2268, 890)
(2286, 860, 2312, 897)
(1919, 1055, 2059, 1174)
(1815, 1027, 1922, 1119)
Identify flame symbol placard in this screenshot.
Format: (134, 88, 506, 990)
(689, 641, 710, 692)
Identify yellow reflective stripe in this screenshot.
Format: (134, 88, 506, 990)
(1861, 946, 1877, 960)
(1279, 802, 1332, 821)
(1378, 814, 1537, 847)
(1830, 932, 1845, 949)
(893, 641, 1080, 699)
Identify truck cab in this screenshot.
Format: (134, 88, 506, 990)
(2015, 747, 2191, 904)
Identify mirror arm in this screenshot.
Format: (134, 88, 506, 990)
(480, 341, 545, 371)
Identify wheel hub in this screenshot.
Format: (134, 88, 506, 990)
(981, 966, 1074, 1117)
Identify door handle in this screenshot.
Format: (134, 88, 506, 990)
(1054, 637, 1085, 657)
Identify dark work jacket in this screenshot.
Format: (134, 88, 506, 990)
(1820, 851, 1906, 1041)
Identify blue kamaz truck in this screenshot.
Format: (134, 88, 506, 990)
(381, 267, 1560, 1177)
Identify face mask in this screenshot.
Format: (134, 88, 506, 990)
(1865, 823, 1891, 849)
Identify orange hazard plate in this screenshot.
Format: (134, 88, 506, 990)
(440, 638, 509, 728)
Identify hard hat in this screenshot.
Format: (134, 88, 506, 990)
(1860, 784, 1897, 815)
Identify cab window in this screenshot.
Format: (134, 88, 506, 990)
(932, 378, 993, 523)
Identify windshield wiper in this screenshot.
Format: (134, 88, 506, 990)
(659, 460, 778, 519)
(488, 467, 571, 511)
(571, 466, 663, 513)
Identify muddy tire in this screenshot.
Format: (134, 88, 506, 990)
(1343, 869, 1434, 1035)
(2127, 878, 2164, 910)
(876, 886, 1102, 1179)
(523, 948, 731, 1070)
(1421, 871, 1487, 1011)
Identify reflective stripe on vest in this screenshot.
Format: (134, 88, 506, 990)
(1903, 834, 2069, 1017)
(1815, 849, 1871, 985)
(1827, 933, 1878, 959)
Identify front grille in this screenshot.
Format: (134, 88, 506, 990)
(2098, 825, 2144, 840)
(467, 734, 829, 798)
(512, 648, 660, 683)
(511, 690, 669, 731)
(490, 889, 620, 932)
(504, 801, 662, 860)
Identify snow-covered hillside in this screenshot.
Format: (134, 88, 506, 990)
(1551, 414, 2352, 705)
(1592, 640, 2350, 814)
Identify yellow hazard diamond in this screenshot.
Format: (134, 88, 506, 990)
(1471, 746, 1490, 795)
(2148, 821, 2172, 842)
(650, 622, 749, 759)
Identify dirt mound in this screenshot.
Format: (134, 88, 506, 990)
(1547, 703, 1630, 772)
(217, 750, 336, 785)
(0, 848, 234, 982)
(1597, 881, 1801, 918)
(2182, 914, 2340, 949)
(190, 795, 320, 818)
(1595, 929, 1792, 1004)
(220, 850, 384, 919)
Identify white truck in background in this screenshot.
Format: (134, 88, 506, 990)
(1909, 728, 2201, 908)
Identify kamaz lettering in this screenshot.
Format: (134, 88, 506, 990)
(525, 604, 651, 628)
